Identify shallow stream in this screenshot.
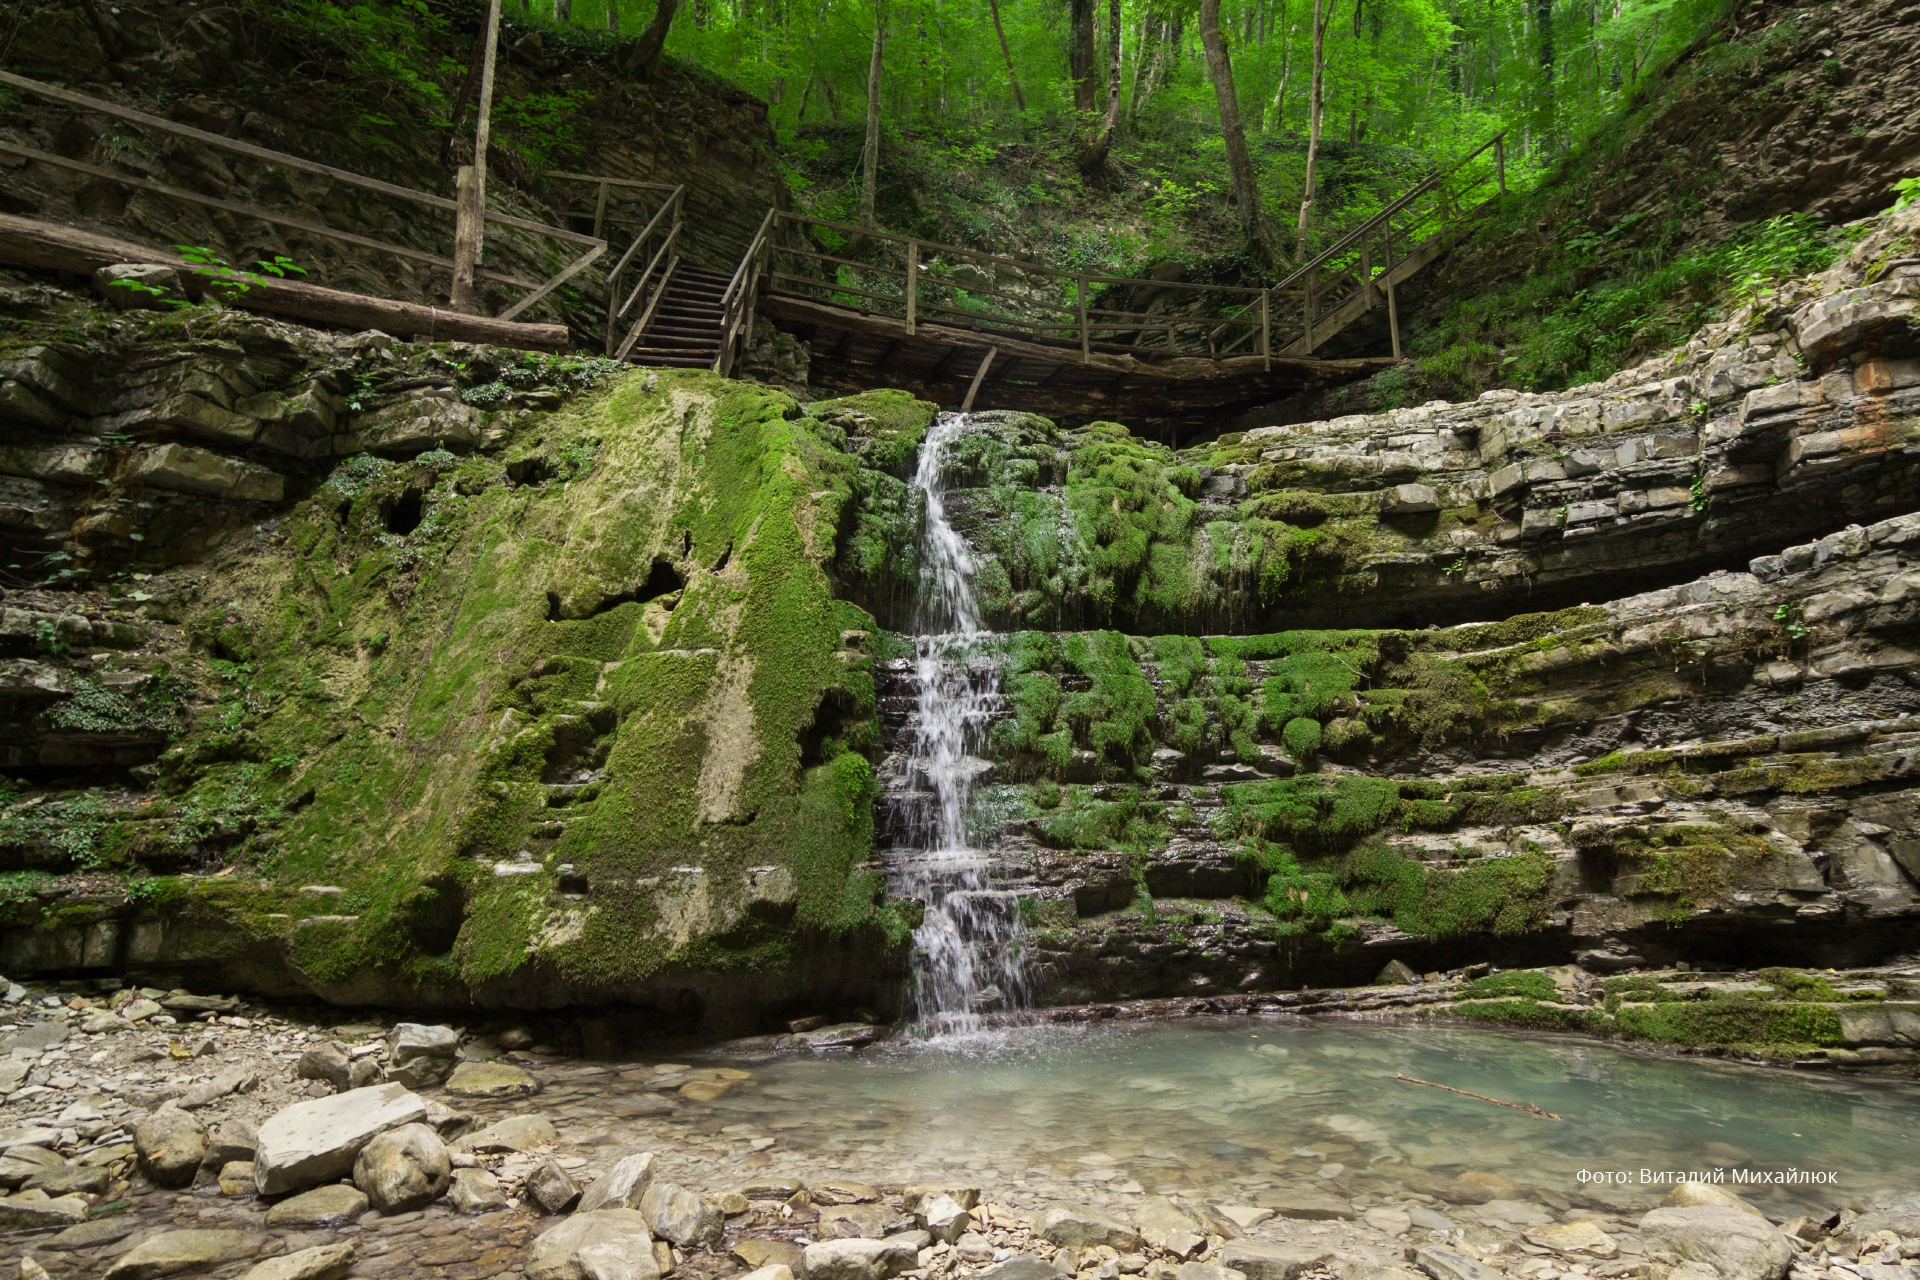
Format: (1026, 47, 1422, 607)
(621, 1019, 1920, 1220)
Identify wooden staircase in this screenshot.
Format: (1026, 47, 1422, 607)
(623, 264, 730, 369)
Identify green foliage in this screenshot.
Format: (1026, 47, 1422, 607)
(1893, 178, 1920, 213)
(47, 677, 180, 736)
(1222, 776, 1401, 852)
(1037, 786, 1167, 850)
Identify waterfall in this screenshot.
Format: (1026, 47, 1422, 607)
(896, 412, 1027, 1036)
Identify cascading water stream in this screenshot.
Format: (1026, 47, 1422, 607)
(897, 412, 1028, 1036)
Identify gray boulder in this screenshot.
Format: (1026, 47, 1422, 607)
(254, 1082, 427, 1195)
(0, 1193, 88, 1230)
(134, 443, 285, 502)
(94, 264, 187, 312)
(577, 1152, 656, 1213)
(104, 1229, 264, 1280)
(528, 1208, 658, 1280)
(296, 1042, 352, 1092)
(352, 1122, 451, 1213)
(1639, 1206, 1793, 1280)
(640, 1178, 723, 1247)
(265, 1183, 370, 1228)
(1035, 1202, 1142, 1251)
(388, 1023, 460, 1087)
(448, 1167, 508, 1214)
(976, 1258, 1058, 1280)
(206, 1117, 259, 1169)
(919, 1192, 972, 1243)
(134, 1108, 209, 1187)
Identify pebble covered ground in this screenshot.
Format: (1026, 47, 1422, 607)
(0, 976, 1913, 1280)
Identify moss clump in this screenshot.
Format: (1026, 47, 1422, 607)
(1465, 970, 1559, 1000)
(988, 630, 1156, 775)
(1456, 999, 1596, 1031)
(1610, 997, 1845, 1049)
(1222, 776, 1401, 852)
(1036, 786, 1167, 850)
(1282, 716, 1322, 759)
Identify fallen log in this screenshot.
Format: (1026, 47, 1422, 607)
(0, 213, 573, 352)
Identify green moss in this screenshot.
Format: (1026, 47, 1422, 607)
(1465, 970, 1559, 1000)
(1455, 998, 1596, 1032)
(1282, 716, 1322, 758)
(1038, 786, 1167, 849)
(1222, 776, 1402, 852)
(807, 389, 938, 473)
(1610, 997, 1845, 1049)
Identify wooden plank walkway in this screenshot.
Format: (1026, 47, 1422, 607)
(666, 132, 1508, 417)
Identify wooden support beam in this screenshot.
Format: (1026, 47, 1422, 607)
(449, 0, 501, 313)
(960, 348, 998, 413)
(1387, 280, 1401, 360)
(0, 214, 568, 350)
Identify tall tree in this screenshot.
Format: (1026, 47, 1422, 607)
(1295, 0, 1330, 262)
(987, 0, 1027, 113)
(858, 0, 888, 230)
(1078, 0, 1123, 173)
(1068, 0, 1100, 121)
(632, 0, 681, 74)
(1199, 0, 1276, 261)
(1535, 0, 1556, 148)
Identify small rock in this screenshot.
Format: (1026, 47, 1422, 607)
(1363, 1207, 1412, 1236)
(81, 1011, 129, 1034)
(239, 1243, 358, 1280)
(904, 1185, 982, 1212)
(44, 1218, 138, 1250)
(454, 1113, 557, 1153)
(19, 1258, 51, 1280)
(122, 999, 163, 1022)
(1413, 1246, 1509, 1280)
(813, 1180, 881, 1205)
(499, 1028, 534, 1050)
(578, 1151, 656, 1213)
(1133, 1198, 1204, 1251)
(734, 1266, 795, 1280)
(921, 1192, 973, 1243)
(1258, 1189, 1354, 1221)
(976, 1258, 1059, 1280)
(803, 1236, 918, 1280)
(1524, 1221, 1618, 1258)
(1376, 959, 1421, 985)
(734, 1240, 807, 1274)
(348, 1057, 382, 1090)
(1217, 1242, 1335, 1280)
(445, 1060, 539, 1098)
(134, 1108, 209, 1187)
(1175, 1265, 1239, 1280)
(352, 1122, 451, 1213)
(264, 1183, 371, 1228)
(448, 1166, 508, 1214)
(179, 1068, 259, 1110)
(529, 1157, 582, 1214)
(22, 1165, 110, 1196)
(1218, 1205, 1276, 1230)
(104, 1229, 263, 1280)
(206, 1117, 259, 1168)
(1036, 1203, 1142, 1251)
(218, 1161, 257, 1196)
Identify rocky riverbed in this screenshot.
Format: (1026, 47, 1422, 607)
(0, 975, 1914, 1280)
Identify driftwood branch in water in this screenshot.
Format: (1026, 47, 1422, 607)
(1395, 1072, 1563, 1120)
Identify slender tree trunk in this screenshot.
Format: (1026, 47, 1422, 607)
(73, 0, 122, 62)
(1535, 0, 1555, 149)
(555, 0, 571, 22)
(1295, 0, 1327, 262)
(987, 0, 1026, 113)
(1262, 0, 1293, 130)
(632, 0, 681, 73)
(858, 0, 886, 231)
(607, 0, 619, 30)
(1199, 0, 1275, 262)
(1078, 0, 1123, 173)
(1125, 17, 1146, 117)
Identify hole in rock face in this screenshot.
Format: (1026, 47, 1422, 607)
(711, 542, 732, 573)
(405, 876, 465, 954)
(558, 873, 590, 896)
(507, 456, 554, 486)
(641, 557, 685, 602)
(798, 688, 864, 767)
(385, 489, 424, 535)
(682, 530, 693, 556)
(545, 591, 563, 622)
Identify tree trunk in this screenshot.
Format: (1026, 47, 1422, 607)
(987, 0, 1026, 113)
(1069, 0, 1099, 119)
(1198, 0, 1275, 263)
(1078, 0, 1123, 173)
(858, 0, 886, 231)
(555, 0, 571, 22)
(631, 0, 681, 74)
(72, 0, 123, 62)
(607, 0, 619, 31)
(1295, 0, 1327, 263)
(1535, 0, 1555, 149)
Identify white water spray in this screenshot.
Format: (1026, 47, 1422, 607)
(898, 413, 1027, 1036)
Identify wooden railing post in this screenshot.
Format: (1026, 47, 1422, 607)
(1360, 240, 1372, 309)
(1260, 290, 1270, 371)
(1078, 275, 1090, 363)
(1303, 276, 1315, 353)
(905, 240, 918, 334)
(591, 179, 608, 241)
(449, 0, 500, 314)
(1387, 280, 1401, 359)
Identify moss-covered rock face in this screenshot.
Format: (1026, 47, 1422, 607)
(0, 370, 910, 1026)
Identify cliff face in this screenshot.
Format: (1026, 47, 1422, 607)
(0, 192, 1913, 1049)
